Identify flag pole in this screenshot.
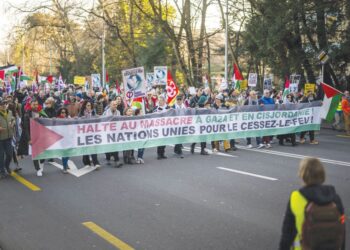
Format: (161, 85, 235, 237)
(102, 14, 106, 88)
(224, 0, 228, 84)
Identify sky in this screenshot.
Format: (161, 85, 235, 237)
(0, 0, 221, 52)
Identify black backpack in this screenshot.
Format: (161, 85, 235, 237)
(301, 201, 345, 250)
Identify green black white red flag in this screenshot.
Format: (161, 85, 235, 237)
(319, 82, 342, 122)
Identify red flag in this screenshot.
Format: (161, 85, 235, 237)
(233, 64, 244, 81)
(0, 70, 4, 81)
(47, 75, 53, 84)
(321, 82, 342, 98)
(284, 75, 290, 89)
(166, 71, 179, 105)
(115, 79, 121, 94)
(106, 70, 109, 83)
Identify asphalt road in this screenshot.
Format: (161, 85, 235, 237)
(0, 129, 349, 250)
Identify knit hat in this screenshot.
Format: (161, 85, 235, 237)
(75, 93, 83, 99)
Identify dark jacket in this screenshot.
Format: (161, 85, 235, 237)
(279, 185, 345, 250)
(0, 110, 14, 141)
(17, 105, 47, 156)
(44, 107, 56, 118)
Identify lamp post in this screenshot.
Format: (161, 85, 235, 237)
(224, 0, 228, 84)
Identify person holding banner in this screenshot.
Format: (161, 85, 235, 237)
(123, 107, 137, 165)
(172, 95, 186, 158)
(259, 89, 274, 148)
(18, 98, 48, 177)
(244, 91, 264, 149)
(103, 100, 123, 168)
(154, 95, 168, 159)
(57, 107, 71, 174)
(299, 92, 319, 145)
(79, 100, 101, 169)
(190, 95, 209, 155)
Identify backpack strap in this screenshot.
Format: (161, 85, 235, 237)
(290, 190, 308, 250)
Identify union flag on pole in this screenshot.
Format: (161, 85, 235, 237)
(166, 71, 179, 106)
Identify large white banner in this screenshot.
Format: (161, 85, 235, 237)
(31, 103, 322, 159)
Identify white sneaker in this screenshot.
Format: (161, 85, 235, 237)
(212, 149, 219, 153)
(37, 169, 43, 177)
(257, 144, 264, 149)
(95, 164, 101, 170)
(137, 158, 144, 164)
(247, 144, 253, 149)
(266, 144, 272, 148)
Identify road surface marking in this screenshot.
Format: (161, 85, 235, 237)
(182, 146, 237, 158)
(82, 222, 134, 250)
(236, 146, 350, 167)
(49, 161, 98, 177)
(11, 172, 41, 191)
(336, 135, 350, 138)
(217, 167, 278, 181)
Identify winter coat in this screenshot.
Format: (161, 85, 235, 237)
(0, 110, 14, 141)
(279, 185, 345, 250)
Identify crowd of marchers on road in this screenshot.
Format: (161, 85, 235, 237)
(0, 83, 347, 249)
(0, 83, 349, 178)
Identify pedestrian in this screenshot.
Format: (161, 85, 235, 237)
(341, 90, 350, 136)
(123, 107, 136, 164)
(154, 95, 168, 159)
(0, 98, 14, 178)
(259, 89, 275, 148)
(57, 107, 71, 174)
(79, 100, 101, 169)
(7, 102, 22, 172)
(172, 95, 185, 158)
(103, 100, 123, 168)
(299, 92, 319, 144)
(190, 95, 209, 155)
(134, 108, 145, 164)
(244, 90, 264, 149)
(279, 157, 346, 250)
(17, 98, 48, 176)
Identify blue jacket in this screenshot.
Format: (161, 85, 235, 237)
(259, 96, 274, 105)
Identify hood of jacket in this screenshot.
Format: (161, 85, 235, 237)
(299, 184, 337, 205)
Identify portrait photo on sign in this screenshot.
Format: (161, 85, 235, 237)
(122, 67, 146, 99)
(154, 66, 167, 85)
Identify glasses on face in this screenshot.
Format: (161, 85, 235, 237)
(61, 111, 66, 114)
(86, 104, 91, 107)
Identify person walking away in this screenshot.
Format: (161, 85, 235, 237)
(279, 157, 346, 250)
(341, 91, 350, 136)
(0, 98, 14, 178)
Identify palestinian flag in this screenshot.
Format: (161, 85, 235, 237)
(3, 65, 18, 75)
(20, 75, 32, 81)
(319, 82, 343, 122)
(232, 63, 243, 90)
(282, 75, 290, 101)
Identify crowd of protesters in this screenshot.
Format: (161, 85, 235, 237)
(0, 82, 349, 179)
